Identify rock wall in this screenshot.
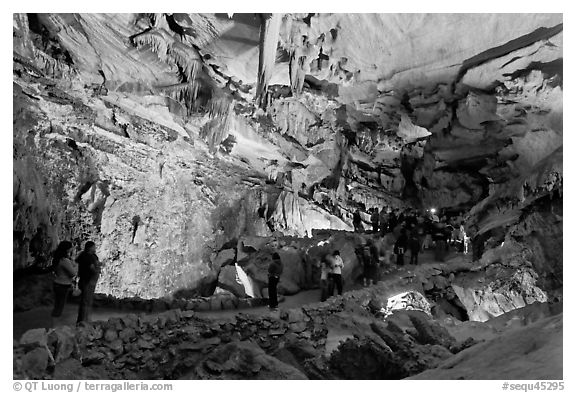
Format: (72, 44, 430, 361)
(12, 75, 277, 299)
(13, 13, 562, 304)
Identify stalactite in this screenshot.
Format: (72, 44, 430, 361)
(255, 13, 282, 110)
(131, 29, 170, 61)
(132, 27, 205, 113)
(168, 41, 202, 82)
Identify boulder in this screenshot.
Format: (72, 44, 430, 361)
(192, 341, 308, 379)
(405, 311, 457, 349)
(20, 347, 51, 378)
(48, 326, 78, 363)
(53, 358, 93, 379)
(286, 309, 308, 323)
(328, 337, 407, 379)
(20, 328, 48, 348)
(212, 248, 236, 272)
(104, 329, 118, 342)
(452, 266, 548, 322)
(278, 280, 300, 295)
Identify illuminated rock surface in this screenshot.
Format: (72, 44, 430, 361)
(13, 13, 562, 379)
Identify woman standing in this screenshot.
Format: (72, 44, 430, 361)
(51, 241, 77, 324)
(319, 258, 331, 301)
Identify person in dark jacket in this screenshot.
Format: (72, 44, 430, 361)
(432, 222, 449, 262)
(379, 208, 388, 235)
(358, 241, 379, 286)
(370, 208, 379, 234)
(408, 230, 421, 265)
(352, 209, 363, 233)
(388, 210, 398, 233)
(397, 210, 405, 227)
(51, 241, 77, 323)
(76, 241, 101, 324)
(268, 252, 283, 310)
(394, 229, 408, 266)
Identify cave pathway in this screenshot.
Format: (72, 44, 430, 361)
(13, 248, 465, 339)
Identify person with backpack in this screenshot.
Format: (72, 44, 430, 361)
(328, 250, 344, 296)
(267, 252, 283, 310)
(394, 229, 408, 266)
(76, 241, 102, 324)
(51, 241, 77, 324)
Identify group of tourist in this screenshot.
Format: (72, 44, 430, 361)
(351, 205, 470, 286)
(50, 207, 469, 316)
(50, 240, 101, 325)
(318, 250, 345, 301)
(353, 206, 469, 257)
(264, 206, 471, 306)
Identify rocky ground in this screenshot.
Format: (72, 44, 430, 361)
(14, 245, 562, 380)
(13, 288, 562, 380)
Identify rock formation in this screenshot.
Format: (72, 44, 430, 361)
(13, 13, 562, 380)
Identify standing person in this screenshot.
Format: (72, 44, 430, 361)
(76, 241, 102, 324)
(328, 250, 344, 296)
(422, 216, 435, 250)
(394, 229, 408, 266)
(267, 252, 283, 310)
(432, 222, 448, 262)
(379, 207, 388, 235)
(370, 208, 380, 234)
(352, 209, 363, 233)
(408, 230, 421, 265)
(356, 242, 369, 287)
(51, 241, 77, 324)
(460, 224, 470, 254)
(319, 258, 331, 301)
(407, 211, 418, 231)
(362, 241, 379, 286)
(388, 210, 398, 233)
(397, 210, 405, 227)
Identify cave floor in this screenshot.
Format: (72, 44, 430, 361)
(13, 248, 468, 339)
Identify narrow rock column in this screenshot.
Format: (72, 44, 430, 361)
(256, 13, 282, 109)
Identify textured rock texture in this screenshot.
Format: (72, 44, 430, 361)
(410, 314, 562, 380)
(13, 282, 562, 380)
(13, 13, 562, 305)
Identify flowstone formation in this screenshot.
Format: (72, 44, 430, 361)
(13, 13, 562, 380)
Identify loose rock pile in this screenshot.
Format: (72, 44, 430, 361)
(14, 284, 475, 380)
